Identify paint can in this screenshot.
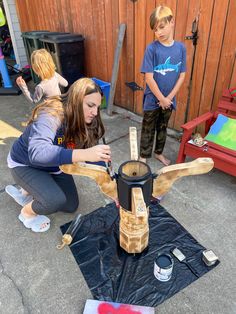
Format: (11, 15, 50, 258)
(154, 254, 174, 282)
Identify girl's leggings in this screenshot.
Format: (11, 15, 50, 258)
(10, 166, 79, 215)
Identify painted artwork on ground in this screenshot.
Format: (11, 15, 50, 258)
(83, 299, 154, 314)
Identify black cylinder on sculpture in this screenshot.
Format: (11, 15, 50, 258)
(117, 160, 153, 211)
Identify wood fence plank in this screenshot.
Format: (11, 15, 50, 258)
(112, 0, 121, 105)
(124, 0, 134, 110)
(71, 0, 95, 77)
(134, 0, 149, 115)
(188, 0, 214, 121)
(175, 0, 201, 128)
(212, 0, 236, 110)
(170, 0, 189, 129)
(91, 0, 108, 79)
(145, 0, 155, 45)
(198, 0, 229, 115)
(59, 0, 73, 32)
(15, 1, 29, 31)
(104, 0, 114, 81)
(40, 0, 49, 30)
(118, 0, 128, 109)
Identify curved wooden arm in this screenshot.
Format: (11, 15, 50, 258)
(181, 112, 214, 131)
(153, 157, 214, 198)
(60, 163, 117, 200)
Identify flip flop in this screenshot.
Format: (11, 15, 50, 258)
(5, 185, 33, 206)
(18, 214, 50, 233)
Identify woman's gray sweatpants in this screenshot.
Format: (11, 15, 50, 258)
(10, 166, 79, 215)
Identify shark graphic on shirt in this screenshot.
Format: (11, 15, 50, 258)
(154, 57, 182, 76)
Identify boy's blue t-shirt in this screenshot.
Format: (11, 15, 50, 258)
(141, 40, 186, 111)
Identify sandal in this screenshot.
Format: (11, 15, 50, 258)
(18, 214, 50, 233)
(5, 185, 33, 206)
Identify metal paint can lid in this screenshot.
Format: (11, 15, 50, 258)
(154, 254, 174, 282)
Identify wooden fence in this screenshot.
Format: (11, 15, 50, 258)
(16, 0, 236, 130)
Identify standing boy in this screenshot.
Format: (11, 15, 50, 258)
(139, 5, 186, 166)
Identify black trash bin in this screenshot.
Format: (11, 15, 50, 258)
(21, 31, 69, 83)
(39, 33, 85, 85)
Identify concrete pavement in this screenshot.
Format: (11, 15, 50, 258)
(0, 91, 236, 314)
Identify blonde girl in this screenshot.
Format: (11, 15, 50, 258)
(16, 48, 68, 103)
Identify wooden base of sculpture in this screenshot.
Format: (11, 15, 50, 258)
(60, 127, 214, 254)
(119, 187, 149, 253)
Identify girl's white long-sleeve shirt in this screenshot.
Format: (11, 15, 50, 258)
(19, 72, 68, 103)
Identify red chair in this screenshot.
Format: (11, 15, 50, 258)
(176, 98, 236, 176)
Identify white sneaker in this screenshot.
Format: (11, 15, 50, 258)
(5, 185, 33, 206)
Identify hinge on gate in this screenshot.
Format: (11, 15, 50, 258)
(125, 82, 143, 91)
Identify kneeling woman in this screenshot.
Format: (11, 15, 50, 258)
(7, 78, 111, 232)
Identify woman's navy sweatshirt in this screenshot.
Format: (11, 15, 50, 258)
(10, 112, 73, 172)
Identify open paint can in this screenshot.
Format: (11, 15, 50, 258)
(154, 254, 174, 282)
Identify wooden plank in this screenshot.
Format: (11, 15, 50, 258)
(15, 0, 29, 31)
(187, 0, 214, 121)
(59, 0, 73, 32)
(129, 127, 138, 160)
(174, 0, 200, 128)
(107, 23, 126, 115)
(112, 0, 121, 106)
(198, 0, 229, 116)
(145, 0, 155, 45)
(48, 0, 61, 31)
(124, 0, 135, 110)
(170, 0, 189, 129)
(118, 0, 128, 109)
(90, 0, 107, 79)
(39, 0, 49, 30)
(104, 0, 114, 81)
(134, 0, 148, 115)
(71, 0, 95, 77)
(212, 0, 236, 110)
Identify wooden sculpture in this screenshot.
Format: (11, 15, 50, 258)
(60, 127, 214, 253)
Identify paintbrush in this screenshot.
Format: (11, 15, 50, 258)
(57, 213, 82, 249)
(102, 137, 114, 180)
(171, 247, 199, 277)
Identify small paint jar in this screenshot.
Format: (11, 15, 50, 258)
(154, 254, 174, 282)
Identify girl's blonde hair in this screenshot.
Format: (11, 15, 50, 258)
(28, 78, 105, 148)
(150, 5, 173, 30)
(31, 49, 56, 80)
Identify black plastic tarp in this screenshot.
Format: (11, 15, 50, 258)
(61, 202, 219, 307)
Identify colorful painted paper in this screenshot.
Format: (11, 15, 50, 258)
(83, 299, 154, 314)
(205, 114, 236, 150)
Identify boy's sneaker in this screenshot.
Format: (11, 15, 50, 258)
(5, 185, 33, 207)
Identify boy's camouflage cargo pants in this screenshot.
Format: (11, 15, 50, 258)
(140, 107, 172, 158)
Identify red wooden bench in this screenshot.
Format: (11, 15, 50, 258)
(176, 97, 236, 176)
